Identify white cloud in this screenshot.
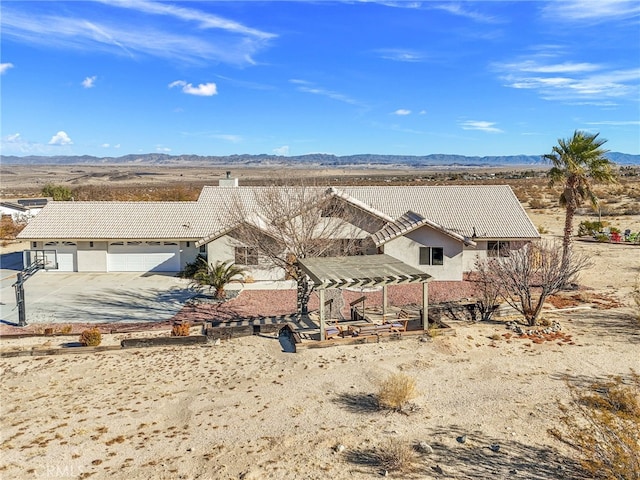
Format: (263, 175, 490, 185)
(273, 145, 289, 156)
(419, 110, 427, 115)
(48, 131, 73, 145)
(82, 75, 97, 88)
(432, 3, 500, 23)
(0, 63, 14, 74)
(586, 120, 640, 126)
(213, 134, 241, 143)
(1, 4, 275, 66)
(6, 133, 21, 142)
(376, 48, 425, 62)
(156, 146, 171, 152)
(290, 79, 362, 106)
(169, 80, 217, 96)
(496, 56, 640, 102)
(460, 121, 503, 133)
(393, 109, 411, 116)
(542, 0, 640, 22)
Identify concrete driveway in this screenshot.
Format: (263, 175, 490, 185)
(1, 257, 199, 326)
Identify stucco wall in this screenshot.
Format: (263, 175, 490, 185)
(77, 241, 107, 271)
(383, 227, 464, 281)
(180, 241, 200, 269)
(206, 235, 285, 281)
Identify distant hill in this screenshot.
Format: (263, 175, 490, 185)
(1, 152, 638, 167)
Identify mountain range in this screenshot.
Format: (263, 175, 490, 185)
(1, 152, 638, 167)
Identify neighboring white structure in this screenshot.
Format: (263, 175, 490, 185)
(0, 198, 49, 222)
(17, 184, 540, 277)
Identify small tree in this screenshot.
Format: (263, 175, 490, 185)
(225, 185, 380, 315)
(471, 259, 502, 322)
(478, 240, 590, 326)
(42, 184, 73, 201)
(193, 259, 245, 299)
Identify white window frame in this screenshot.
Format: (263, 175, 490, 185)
(419, 246, 444, 266)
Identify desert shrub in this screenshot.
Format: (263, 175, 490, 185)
(377, 373, 418, 412)
(179, 254, 207, 279)
(58, 325, 73, 335)
(0, 215, 27, 240)
(79, 328, 102, 346)
(633, 275, 640, 324)
(537, 225, 549, 234)
(374, 439, 419, 473)
(528, 198, 547, 209)
(171, 321, 191, 337)
(594, 233, 610, 243)
(426, 324, 441, 338)
(551, 372, 640, 480)
(577, 220, 606, 237)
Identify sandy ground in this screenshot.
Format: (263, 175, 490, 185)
(0, 211, 639, 479)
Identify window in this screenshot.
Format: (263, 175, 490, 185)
(419, 247, 444, 266)
(199, 245, 206, 254)
(31, 242, 37, 249)
(234, 246, 258, 265)
(488, 241, 510, 257)
(89, 241, 94, 248)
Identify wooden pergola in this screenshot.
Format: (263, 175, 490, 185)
(297, 254, 432, 340)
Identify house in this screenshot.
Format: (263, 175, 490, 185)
(0, 198, 49, 222)
(17, 182, 540, 277)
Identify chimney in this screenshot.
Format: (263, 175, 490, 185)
(219, 171, 239, 187)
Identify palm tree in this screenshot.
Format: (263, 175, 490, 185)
(193, 259, 246, 299)
(544, 130, 616, 270)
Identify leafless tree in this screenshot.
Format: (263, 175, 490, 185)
(225, 184, 382, 315)
(477, 240, 590, 326)
(470, 260, 502, 322)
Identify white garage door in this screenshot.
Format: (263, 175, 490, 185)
(44, 242, 77, 272)
(107, 242, 181, 272)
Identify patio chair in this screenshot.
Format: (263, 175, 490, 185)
(325, 325, 343, 340)
(385, 319, 408, 333)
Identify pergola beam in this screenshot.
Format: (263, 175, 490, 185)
(297, 254, 432, 340)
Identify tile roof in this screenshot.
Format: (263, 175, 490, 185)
(333, 185, 540, 239)
(19, 185, 540, 241)
(18, 201, 218, 239)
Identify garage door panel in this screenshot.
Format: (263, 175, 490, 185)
(107, 243, 180, 272)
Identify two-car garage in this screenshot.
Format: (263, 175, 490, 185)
(41, 241, 183, 272)
(106, 241, 181, 272)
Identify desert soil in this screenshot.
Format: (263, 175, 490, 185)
(0, 172, 639, 479)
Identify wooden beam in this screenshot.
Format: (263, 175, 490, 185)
(422, 282, 429, 331)
(319, 288, 326, 341)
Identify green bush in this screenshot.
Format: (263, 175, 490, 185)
(577, 220, 606, 237)
(179, 254, 207, 279)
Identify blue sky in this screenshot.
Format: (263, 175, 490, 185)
(1, 1, 639, 158)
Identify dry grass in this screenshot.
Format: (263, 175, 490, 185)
(171, 322, 191, 337)
(0, 216, 26, 241)
(374, 439, 419, 473)
(551, 372, 640, 480)
(79, 328, 102, 347)
(377, 373, 418, 412)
